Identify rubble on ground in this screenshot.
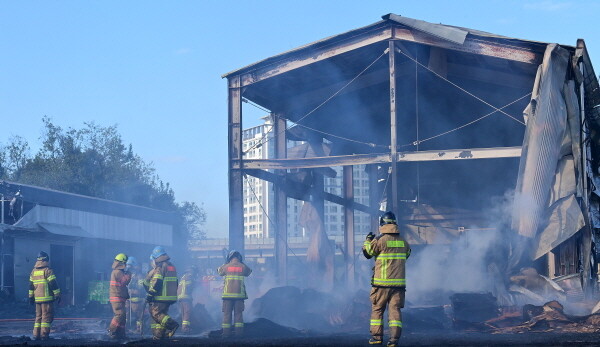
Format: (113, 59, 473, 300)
(450, 293, 499, 330)
(207, 318, 304, 338)
(250, 286, 342, 332)
(489, 301, 600, 334)
(190, 303, 218, 332)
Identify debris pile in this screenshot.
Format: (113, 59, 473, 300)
(250, 286, 342, 332)
(507, 268, 566, 306)
(484, 301, 600, 334)
(186, 303, 217, 333)
(208, 318, 304, 338)
(450, 293, 499, 330)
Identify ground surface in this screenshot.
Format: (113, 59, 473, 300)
(3, 323, 600, 347)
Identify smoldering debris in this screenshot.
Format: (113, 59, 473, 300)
(208, 318, 304, 339)
(450, 293, 499, 330)
(489, 301, 600, 334)
(249, 286, 452, 333)
(250, 286, 341, 332)
(189, 303, 218, 333)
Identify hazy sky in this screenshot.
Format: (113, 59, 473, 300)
(1, 0, 599, 237)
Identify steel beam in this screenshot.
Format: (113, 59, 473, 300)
(243, 168, 379, 215)
(393, 27, 543, 65)
(274, 115, 288, 284)
(227, 27, 393, 88)
(228, 76, 244, 255)
(368, 164, 381, 230)
(238, 146, 522, 170)
(389, 40, 399, 213)
(343, 166, 355, 285)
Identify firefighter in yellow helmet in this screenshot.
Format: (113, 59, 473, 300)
(218, 250, 252, 337)
(28, 251, 60, 340)
(362, 212, 411, 347)
(144, 246, 179, 340)
(126, 257, 145, 333)
(108, 253, 132, 339)
(177, 265, 198, 333)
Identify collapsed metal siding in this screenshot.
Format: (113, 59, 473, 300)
(511, 44, 571, 239)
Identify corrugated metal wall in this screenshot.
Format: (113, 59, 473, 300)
(16, 205, 173, 246)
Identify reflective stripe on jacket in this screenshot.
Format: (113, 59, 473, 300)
(145, 254, 178, 302)
(218, 259, 252, 300)
(29, 261, 60, 303)
(177, 273, 194, 301)
(109, 261, 132, 302)
(362, 224, 411, 288)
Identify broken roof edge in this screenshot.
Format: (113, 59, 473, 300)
(222, 13, 556, 80)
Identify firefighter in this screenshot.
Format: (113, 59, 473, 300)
(144, 246, 179, 340)
(108, 253, 132, 339)
(362, 211, 411, 347)
(178, 265, 198, 333)
(28, 251, 60, 340)
(218, 250, 252, 337)
(126, 257, 145, 333)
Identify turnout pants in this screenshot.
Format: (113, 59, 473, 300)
(150, 302, 178, 339)
(180, 300, 192, 332)
(369, 287, 405, 342)
(109, 301, 127, 338)
(33, 302, 54, 339)
(130, 300, 144, 332)
(222, 299, 244, 337)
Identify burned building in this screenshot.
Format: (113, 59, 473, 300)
(223, 13, 600, 295)
(0, 181, 175, 305)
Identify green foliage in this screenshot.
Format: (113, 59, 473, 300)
(1, 116, 205, 240)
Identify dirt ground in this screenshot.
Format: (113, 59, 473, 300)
(3, 326, 600, 346)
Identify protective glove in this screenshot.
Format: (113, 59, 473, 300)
(146, 295, 154, 303)
(55, 295, 61, 305)
(29, 297, 35, 306)
(366, 232, 375, 241)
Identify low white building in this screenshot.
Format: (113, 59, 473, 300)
(0, 181, 176, 305)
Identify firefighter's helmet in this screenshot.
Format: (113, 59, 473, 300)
(379, 211, 397, 226)
(37, 251, 49, 262)
(115, 253, 128, 263)
(227, 250, 242, 262)
(150, 246, 167, 260)
(126, 256, 138, 267)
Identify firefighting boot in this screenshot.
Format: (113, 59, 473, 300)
(165, 320, 179, 338)
(33, 324, 41, 341)
(234, 322, 244, 336)
(387, 340, 398, 347)
(222, 325, 232, 338)
(369, 337, 383, 345)
(151, 324, 165, 340)
(182, 321, 191, 333)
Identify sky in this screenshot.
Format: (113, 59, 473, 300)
(1, 0, 599, 237)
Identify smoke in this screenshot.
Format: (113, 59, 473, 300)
(406, 190, 517, 306)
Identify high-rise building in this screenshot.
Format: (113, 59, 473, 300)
(242, 118, 371, 239)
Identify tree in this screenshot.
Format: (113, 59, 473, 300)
(2, 117, 206, 241)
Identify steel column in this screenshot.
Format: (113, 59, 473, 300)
(368, 164, 380, 230)
(343, 166, 355, 285)
(228, 76, 244, 255)
(274, 115, 288, 284)
(389, 40, 399, 213)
